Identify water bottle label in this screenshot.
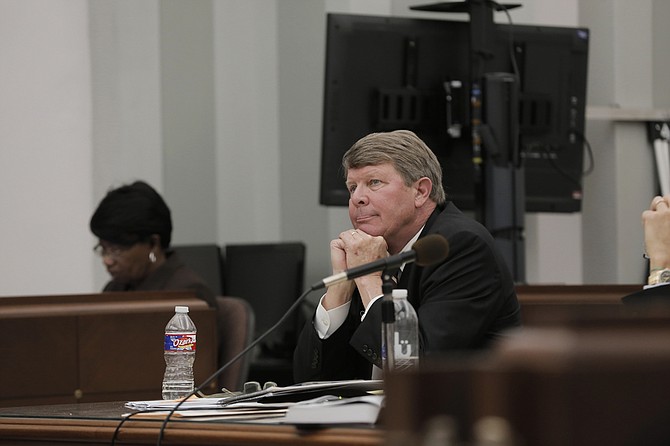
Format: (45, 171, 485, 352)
(164, 333, 197, 352)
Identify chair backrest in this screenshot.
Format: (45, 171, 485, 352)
(223, 242, 306, 358)
(172, 244, 224, 296)
(215, 296, 256, 392)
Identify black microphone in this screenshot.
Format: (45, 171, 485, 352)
(311, 233, 450, 290)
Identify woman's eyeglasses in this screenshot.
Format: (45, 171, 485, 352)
(93, 243, 130, 259)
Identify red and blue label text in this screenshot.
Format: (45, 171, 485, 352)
(164, 333, 197, 352)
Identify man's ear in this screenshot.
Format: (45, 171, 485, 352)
(414, 177, 432, 206)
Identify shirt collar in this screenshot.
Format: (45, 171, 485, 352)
(398, 226, 424, 271)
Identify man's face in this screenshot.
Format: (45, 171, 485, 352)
(346, 163, 418, 247)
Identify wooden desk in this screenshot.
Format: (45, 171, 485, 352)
(516, 284, 641, 305)
(385, 305, 670, 446)
(515, 284, 642, 324)
(0, 402, 384, 446)
(0, 291, 218, 407)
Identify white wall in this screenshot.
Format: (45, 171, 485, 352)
(0, 0, 667, 296)
(214, 1, 282, 243)
(161, 0, 219, 246)
(653, 0, 670, 108)
(580, 1, 657, 284)
(0, 0, 95, 295)
(88, 0, 163, 288)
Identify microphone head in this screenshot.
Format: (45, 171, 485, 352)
(413, 234, 450, 267)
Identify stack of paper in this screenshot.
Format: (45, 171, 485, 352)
(282, 394, 384, 425)
(123, 379, 384, 424)
(125, 401, 291, 421)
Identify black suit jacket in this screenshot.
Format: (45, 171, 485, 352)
(293, 202, 521, 382)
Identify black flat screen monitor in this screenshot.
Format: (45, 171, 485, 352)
(319, 13, 589, 213)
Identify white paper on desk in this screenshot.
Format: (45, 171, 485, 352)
(282, 394, 384, 425)
(125, 404, 291, 421)
(125, 379, 383, 411)
(125, 399, 290, 411)
(125, 398, 222, 411)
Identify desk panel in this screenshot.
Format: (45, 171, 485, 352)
(0, 401, 384, 446)
(2, 317, 78, 400)
(0, 291, 218, 407)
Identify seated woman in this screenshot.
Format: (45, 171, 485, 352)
(90, 180, 217, 308)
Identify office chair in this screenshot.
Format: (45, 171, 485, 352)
(171, 244, 224, 296)
(215, 296, 256, 392)
(223, 242, 306, 385)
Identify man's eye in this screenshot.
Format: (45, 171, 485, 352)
(370, 179, 382, 187)
(348, 185, 356, 193)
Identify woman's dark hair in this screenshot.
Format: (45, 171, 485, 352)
(90, 181, 172, 249)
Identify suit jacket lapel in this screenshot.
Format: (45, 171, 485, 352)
(397, 204, 448, 307)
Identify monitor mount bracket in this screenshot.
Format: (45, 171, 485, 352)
(411, 0, 526, 283)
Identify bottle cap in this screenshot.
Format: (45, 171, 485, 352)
(392, 289, 408, 299)
(175, 305, 189, 313)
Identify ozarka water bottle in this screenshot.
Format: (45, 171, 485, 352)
(162, 305, 196, 400)
(392, 289, 419, 371)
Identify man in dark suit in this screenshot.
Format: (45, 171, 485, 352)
(623, 195, 670, 304)
(293, 130, 521, 382)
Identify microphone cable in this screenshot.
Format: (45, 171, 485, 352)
(491, 0, 520, 82)
(536, 129, 595, 193)
(109, 287, 314, 446)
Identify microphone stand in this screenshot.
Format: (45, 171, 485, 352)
(380, 268, 396, 375)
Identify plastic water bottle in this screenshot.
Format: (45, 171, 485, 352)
(392, 289, 419, 371)
(162, 305, 196, 400)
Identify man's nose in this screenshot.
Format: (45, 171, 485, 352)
(351, 188, 368, 205)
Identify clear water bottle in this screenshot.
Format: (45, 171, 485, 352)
(392, 289, 419, 371)
(162, 305, 196, 400)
